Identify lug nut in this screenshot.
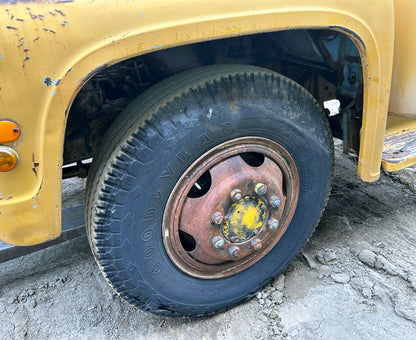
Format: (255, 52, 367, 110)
(254, 183, 267, 195)
(228, 245, 241, 258)
(211, 211, 224, 225)
(268, 219, 279, 230)
(251, 238, 262, 250)
(230, 189, 242, 201)
(212, 236, 225, 249)
(260, 204, 267, 211)
(271, 196, 281, 208)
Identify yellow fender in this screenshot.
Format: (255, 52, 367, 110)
(0, 0, 394, 245)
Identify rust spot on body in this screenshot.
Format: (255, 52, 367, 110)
(43, 28, 56, 34)
(54, 9, 66, 17)
(26, 7, 44, 20)
(32, 153, 39, 177)
(43, 77, 55, 86)
(64, 67, 73, 76)
(32, 178, 44, 199)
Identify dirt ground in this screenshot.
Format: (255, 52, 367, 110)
(1, 140, 416, 339)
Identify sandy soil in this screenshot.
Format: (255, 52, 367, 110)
(1, 141, 416, 339)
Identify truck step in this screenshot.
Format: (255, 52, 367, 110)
(0, 205, 85, 263)
(382, 117, 416, 172)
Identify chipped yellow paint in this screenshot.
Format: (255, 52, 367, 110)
(223, 196, 266, 242)
(0, 0, 395, 245)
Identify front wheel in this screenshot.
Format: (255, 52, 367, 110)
(85, 64, 333, 317)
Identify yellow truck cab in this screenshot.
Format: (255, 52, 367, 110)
(0, 0, 415, 316)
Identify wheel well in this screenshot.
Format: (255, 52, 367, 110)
(63, 29, 362, 175)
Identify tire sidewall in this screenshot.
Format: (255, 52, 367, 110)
(101, 92, 331, 315)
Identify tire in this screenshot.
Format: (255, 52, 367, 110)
(85, 64, 333, 317)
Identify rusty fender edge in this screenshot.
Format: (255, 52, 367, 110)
(0, 205, 85, 263)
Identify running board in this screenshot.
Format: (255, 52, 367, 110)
(382, 116, 416, 172)
(0, 205, 85, 264)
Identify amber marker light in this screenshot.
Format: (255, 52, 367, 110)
(0, 146, 19, 172)
(0, 121, 20, 143)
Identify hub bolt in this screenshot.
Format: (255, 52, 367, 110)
(271, 196, 281, 208)
(212, 236, 225, 249)
(251, 238, 262, 250)
(230, 189, 242, 201)
(268, 219, 279, 230)
(254, 183, 267, 195)
(228, 245, 241, 258)
(211, 211, 224, 225)
(260, 204, 267, 211)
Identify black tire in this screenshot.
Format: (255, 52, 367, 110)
(85, 64, 333, 317)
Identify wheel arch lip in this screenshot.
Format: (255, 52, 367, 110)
(0, 1, 393, 245)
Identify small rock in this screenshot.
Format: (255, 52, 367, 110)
(271, 291, 284, 304)
(259, 299, 265, 306)
(273, 275, 285, 291)
(259, 315, 268, 323)
(272, 326, 280, 335)
(256, 292, 262, 299)
(265, 299, 272, 307)
(391, 293, 416, 323)
(262, 308, 272, 316)
(358, 249, 377, 267)
(316, 249, 337, 264)
(362, 287, 373, 299)
(301, 251, 317, 269)
(324, 249, 337, 263)
(374, 255, 386, 270)
(270, 310, 278, 319)
(331, 272, 351, 284)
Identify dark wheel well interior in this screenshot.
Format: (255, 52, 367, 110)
(63, 29, 362, 177)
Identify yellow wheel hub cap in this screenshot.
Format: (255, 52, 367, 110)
(223, 196, 267, 243)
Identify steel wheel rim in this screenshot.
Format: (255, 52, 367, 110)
(162, 137, 299, 279)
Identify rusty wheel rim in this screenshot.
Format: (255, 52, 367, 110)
(162, 137, 299, 279)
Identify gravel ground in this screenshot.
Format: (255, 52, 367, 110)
(1, 140, 416, 339)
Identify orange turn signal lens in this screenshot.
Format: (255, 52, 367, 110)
(0, 121, 20, 143)
(0, 146, 19, 172)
